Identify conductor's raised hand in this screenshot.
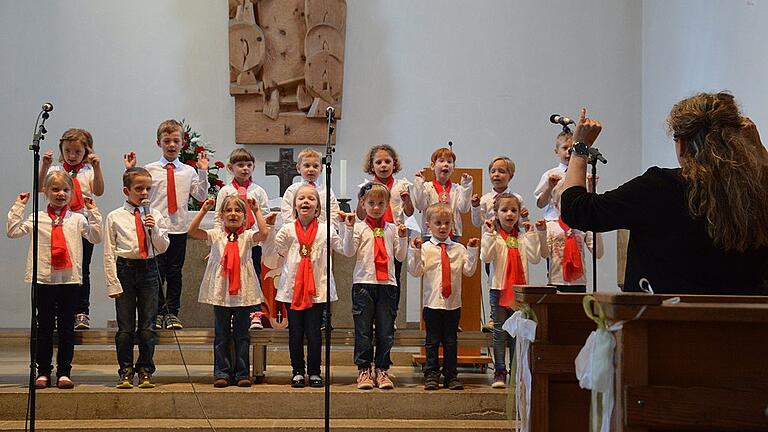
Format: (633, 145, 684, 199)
(123, 152, 137, 169)
(467, 237, 480, 248)
(572, 108, 602, 147)
(411, 237, 423, 249)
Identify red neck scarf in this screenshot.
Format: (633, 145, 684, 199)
(166, 163, 178, 214)
(134, 207, 149, 259)
(365, 216, 389, 281)
(63, 162, 85, 211)
(292, 218, 319, 310)
(232, 179, 255, 229)
(47, 205, 72, 270)
(375, 175, 395, 223)
(438, 242, 452, 298)
(220, 227, 245, 295)
(432, 179, 451, 204)
(558, 217, 584, 282)
(498, 226, 526, 308)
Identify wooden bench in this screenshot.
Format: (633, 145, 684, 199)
(592, 292, 768, 431)
(0, 328, 491, 383)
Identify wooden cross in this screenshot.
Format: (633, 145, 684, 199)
(265, 148, 298, 196)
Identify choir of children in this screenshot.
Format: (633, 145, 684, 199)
(10, 126, 601, 391)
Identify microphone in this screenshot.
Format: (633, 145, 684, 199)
(42, 102, 54, 113)
(550, 114, 574, 126)
(140, 199, 152, 230)
(326, 106, 335, 122)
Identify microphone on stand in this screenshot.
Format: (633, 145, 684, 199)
(550, 114, 574, 127)
(41, 102, 54, 113)
(326, 106, 335, 123)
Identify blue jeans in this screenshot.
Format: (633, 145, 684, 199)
(352, 283, 398, 370)
(489, 289, 514, 372)
(423, 307, 461, 379)
(156, 233, 187, 316)
(115, 258, 159, 374)
(213, 306, 251, 381)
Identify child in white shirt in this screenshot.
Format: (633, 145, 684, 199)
(534, 131, 572, 221)
(280, 148, 340, 225)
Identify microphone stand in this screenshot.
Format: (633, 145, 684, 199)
(27, 108, 51, 432)
(322, 107, 336, 432)
(587, 147, 606, 293)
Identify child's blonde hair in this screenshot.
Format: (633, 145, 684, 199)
(218, 195, 248, 225)
(292, 184, 322, 218)
(430, 147, 456, 164)
(493, 193, 522, 231)
(44, 170, 74, 191)
(363, 144, 401, 175)
(555, 130, 573, 149)
(488, 156, 515, 176)
(358, 182, 390, 202)
(297, 148, 322, 165)
(229, 148, 255, 164)
(425, 203, 452, 223)
(123, 167, 152, 188)
(58, 128, 93, 163)
(156, 119, 184, 140)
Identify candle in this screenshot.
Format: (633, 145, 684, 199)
(339, 159, 347, 198)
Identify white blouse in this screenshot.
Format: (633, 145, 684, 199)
(470, 189, 527, 234)
(341, 221, 407, 286)
(411, 175, 473, 237)
(481, 228, 545, 290)
(48, 164, 96, 202)
(407, 238, 478, 310)
(197, 228, 265, 307)
(214, 183, 270, 230)
(543, 220, 603, 286)
(280, 179, 341, 226)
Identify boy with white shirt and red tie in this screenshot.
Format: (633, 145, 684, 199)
(341, 182, 408, 390)
(534, 131, 572, 222)
(104, 168, 170, 389)
(124, 119, 209, 330)
(408, 203, 479, 390)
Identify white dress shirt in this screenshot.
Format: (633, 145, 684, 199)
(471, 188, 527, 234)
(214, 182, 270, 230)
(144, 157, 209, 234)
(407, 237, 478, 310)
(543, 220, 603, 286)
(262, 220, 350, 304)
(7, 202, 102, 285)
(357, 177, 413, 223)
(341, 221, 407, 286)
(534, 163, 568, 221)
(481, 228, 545, 290)
(103, 203, 170, 296)
(280, 178, 341, 226)
(411, 175, 473, 237)
(198, 228, 265, 307)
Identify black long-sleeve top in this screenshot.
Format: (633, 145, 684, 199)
(560, 167, 768, 295)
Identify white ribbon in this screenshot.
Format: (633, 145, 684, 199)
(503, 310, 537, 432)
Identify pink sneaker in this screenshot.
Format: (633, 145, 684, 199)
(356, 368, 374, 390)
(249, 312, 264, 330)
(374, 368, 394, 389)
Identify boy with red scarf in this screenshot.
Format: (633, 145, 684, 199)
(408, 203, 479, 390)
(8, 172, 102, 389)
(263, 185, 349, 388)
(215, 148, 270, 329)
(411, 147, 473, 240)
(341, 183, 407, 390)
(188, 196, 268, 387)
(480, 193, 546, 388)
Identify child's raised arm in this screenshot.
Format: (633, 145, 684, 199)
(406, 237, 424, 277)
(81, 197, 103, 245)
(7, 193, 31, 238)
(37, 150, 54, 192)
(250, 199, 269, 243)
(463, 237, 480, 276)
(188, 198, 215, 240)
(88, 153, 105, 196)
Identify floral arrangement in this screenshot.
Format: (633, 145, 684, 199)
(179, 119, 226, 210)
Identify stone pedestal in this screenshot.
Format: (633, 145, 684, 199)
(180, 239, 407, 330)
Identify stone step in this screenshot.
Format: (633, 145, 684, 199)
(0, 418, 516, 431)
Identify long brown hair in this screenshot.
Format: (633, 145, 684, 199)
(667, 92, 768, 252)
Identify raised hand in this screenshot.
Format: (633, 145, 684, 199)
(123, 152, 137, 169)
(200, 198, 216, 212)
(87, 153, 101, 168)
(522, 221, 533, 232)
(42, 150, 54, 165)
(414, 168, 424, 179)
(535, 219, 547, 231)
(197, 152, 209, 171)
(467, 237, 480, 247)
(484, 218, 496, 233)
(397, 223, 407, 238)
(247, 197, 260, 212)
(411, 237, 423, 249)
(471, 193, 480, 207)
(400, 188, 411, 202)
(520, 206, 529, 219)
(265, 212, 278, 225)
(83, 197, 97, 210)
(548, 174, 562, 188)
(345, 212, 356, 227)
(461, 172, 472, 186)
(17, 192, 30, 205)
(572, 107, 602, 147)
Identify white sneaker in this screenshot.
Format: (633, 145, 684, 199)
(249, 312, 264, 330)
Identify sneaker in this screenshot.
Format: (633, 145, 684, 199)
(213, 378, 229, 388)
(424, 372, 439, 391)
(116, 370, 134, 389)
(291, 374, 306, 388)
(249, 312, 264, 330)
(491, 369, 507, 389)
(446, 376, 464, 390)
(56, 376, 74, 389)
(34, 375, 50, 389)
(374, 368, 394, 390)
(356, 368, 374, 390)
(137, 369, 155, 389)
(165, 314, 183, 330)
(308, 375, 323, 388)
(237, 378, 252, 387)
(74, 313, 90, 330)
(154, 315, 164, 330)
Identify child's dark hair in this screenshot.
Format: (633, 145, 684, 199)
(58, 128, 93, 163)
(123, 167, 152, 188)
(229, 148, 255, 165)
(363, 144, 401, 175)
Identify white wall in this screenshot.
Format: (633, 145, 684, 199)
(0, 0, 642, 327)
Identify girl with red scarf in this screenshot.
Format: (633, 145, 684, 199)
(480, 193, 546, 389)
(341, 183, 408, 390)
(38, 128, 104, 331)
(188, 196, 268, 388)
(262, 185, 348, 388)
(8, 171, 102, 389)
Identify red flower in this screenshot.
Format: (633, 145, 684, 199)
(215, 161, 225, 168)
(184, 160, 196, 167)
(183, 143, 190, 150)
(215, 180, 225, 187)
(195, 146, 205, 153)
(184, 133, 190, 141)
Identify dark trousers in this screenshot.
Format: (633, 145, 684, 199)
(36, 284, 78, 378)
(76, 238, 94, 315)
(489, 289, 514, 371)
(250, 245, 262, 313)
(287, 303, 323, 376)
(423, 307, 461, 379)
(213, 306, 251, 381)
(115, 259, 159, 374)
(352, 283, 398, 370)
(156, 233, 187, 316)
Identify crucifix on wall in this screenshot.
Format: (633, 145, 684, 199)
(229, 0, 347, 145)
(265, 148, 299, 196)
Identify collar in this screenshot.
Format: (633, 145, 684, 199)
(301, 177, 324, 191)
(160, 157, 181, 168)
(123, 201, 142, 212)
(558, 162, 568, 172)
(492, 185, 512, 196)
(429, 236, 454, 247)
